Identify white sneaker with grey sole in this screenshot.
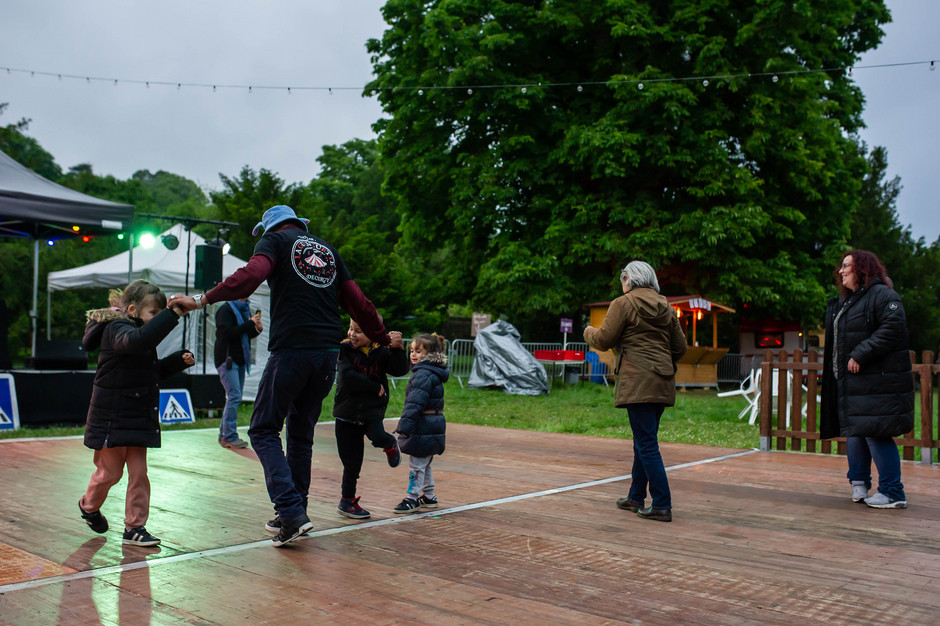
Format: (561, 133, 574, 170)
(851, 481, 868, 502)
(863, 492, 907, 509)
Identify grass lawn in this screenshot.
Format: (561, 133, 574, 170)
(3, 381, 934, 460)
(1, 382, 760, 449)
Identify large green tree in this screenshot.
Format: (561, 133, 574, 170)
(850, 144, 940, 352)
(367, 0, 890, 334)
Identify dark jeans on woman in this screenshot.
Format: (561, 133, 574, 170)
(626, 403, 671, 510)
(248, 349, 338, 523)
(846, 436, 905, 501)
(335, 417, 396, 499)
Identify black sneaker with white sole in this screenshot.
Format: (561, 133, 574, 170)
(79, 500, 109, 534)
(417, 495, 438, 509)
(123, 526, 161, 546)
(272, 514, 314, 548)
(393, 497, 421, 514)
(265, 516, 281, 534)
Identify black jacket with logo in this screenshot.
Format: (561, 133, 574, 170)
(820, 279, 914, 439)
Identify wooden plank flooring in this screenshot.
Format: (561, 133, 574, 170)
(0, 422, 938, 624)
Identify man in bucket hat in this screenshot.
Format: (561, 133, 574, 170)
(169, 205, 393, 547)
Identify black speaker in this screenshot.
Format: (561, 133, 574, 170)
(195, 245, 223, 291)
(31, 339, 87, 370)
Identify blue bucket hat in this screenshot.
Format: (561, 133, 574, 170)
(252, 205, 310, 236)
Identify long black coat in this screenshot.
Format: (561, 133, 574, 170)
(395, 356, 448, 457)
(82, 307, 191, 449)
(820, 280, 914, 439)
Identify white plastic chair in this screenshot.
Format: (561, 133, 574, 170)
(717, 367, 761, 422)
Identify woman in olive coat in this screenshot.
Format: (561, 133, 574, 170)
(584, 261, 687, 522)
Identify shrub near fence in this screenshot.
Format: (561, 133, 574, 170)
(758, 349, 940, 464)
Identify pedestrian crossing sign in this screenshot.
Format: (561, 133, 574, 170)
(159, 389, 195, 424)
(0, 373, 20, 430)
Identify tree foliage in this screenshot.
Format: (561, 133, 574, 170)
(850, 144, 940, 352)
(367, 0, 891, 335)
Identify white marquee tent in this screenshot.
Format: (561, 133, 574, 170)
(46, 224, 270, 400)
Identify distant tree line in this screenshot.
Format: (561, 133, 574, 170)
(2, 0, 939, 360)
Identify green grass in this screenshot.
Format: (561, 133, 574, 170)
(1, 381, 760, 449)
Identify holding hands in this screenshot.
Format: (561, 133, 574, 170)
(168, 294, 199, 313)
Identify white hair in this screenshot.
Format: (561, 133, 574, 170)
(619, 260, 660, 293)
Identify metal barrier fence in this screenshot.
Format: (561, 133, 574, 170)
(447, 339, 616, 387)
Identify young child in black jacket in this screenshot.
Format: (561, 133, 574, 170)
(393, 333, 448, 514)
(78, 280, 194, 547)
(332, 319, 407, 519)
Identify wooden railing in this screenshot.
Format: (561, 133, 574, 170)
(758, 349, 939, 464)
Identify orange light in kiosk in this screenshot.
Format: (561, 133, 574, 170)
(72, 225, 80, 232)
(81, 235, 92, 243)
(696, 310, 703, 320)
(674, 307, 682, 318)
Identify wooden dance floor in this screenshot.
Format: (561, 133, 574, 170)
(1, 422, 938, 624)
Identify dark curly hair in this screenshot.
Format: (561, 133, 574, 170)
(835, 249, 891, 297)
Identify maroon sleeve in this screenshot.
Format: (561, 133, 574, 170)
(204, 254, 273, 305)
(339, 279, 390, 345)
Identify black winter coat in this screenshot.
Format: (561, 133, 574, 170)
(82, 307, 191, 449)
(332, 340, 410, 422)
(820, 280, 914, 439)
(395, 355, 448, 457)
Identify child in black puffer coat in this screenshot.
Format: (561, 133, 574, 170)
(78, 280, 194, 547)
(393, 333, 448, 514)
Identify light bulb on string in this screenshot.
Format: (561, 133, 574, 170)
(418, 89, 424, 96)
(848, 67, 853, 77)
(702, 79, 709, 87)
(521, 87, 527, 93)
(213, 85, 216, 92)
(772, 75, 778, 83)
(577, 85, 582, 92)
(287, 87, 291, 95)
(468, 88, 473, 95)
(931, 61, 936, 71)
(638, 82, 644, 90)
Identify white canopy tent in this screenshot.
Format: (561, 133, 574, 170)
(46, 224, 270, 400)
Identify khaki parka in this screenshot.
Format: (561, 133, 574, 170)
(584, 287, 687, 407)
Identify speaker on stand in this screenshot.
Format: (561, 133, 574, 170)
(194, 244, 224, 374)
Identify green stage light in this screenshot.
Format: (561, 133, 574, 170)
(139, 233, 157, 249)
(117, 233, 125, 240)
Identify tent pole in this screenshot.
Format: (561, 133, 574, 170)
(182, 227, 192, 350)
(128, 232, 134, 284)
(31, 238, 39, 358)
(46, 286, 51, 340)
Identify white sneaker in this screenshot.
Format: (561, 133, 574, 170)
(863, 492, 907, 509)
(851, 481, 868, 502)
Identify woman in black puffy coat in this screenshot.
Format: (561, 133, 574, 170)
(821, 250, 913, 509)
(392, 333, 448, 514)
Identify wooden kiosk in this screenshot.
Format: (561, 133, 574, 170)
(667, 295, 734, 388)
(584, 295, 734, 389)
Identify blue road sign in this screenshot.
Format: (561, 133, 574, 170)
(159, 389, 195, 424)
(0, 374, 20, 430)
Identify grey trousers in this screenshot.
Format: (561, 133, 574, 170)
(406, 455, 435, 499)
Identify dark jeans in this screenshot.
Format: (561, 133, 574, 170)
(248, 349, 338, 522)
(335, 417, 396, 499)
(626, 403, 671, 510)
(846, 436, 905, 500)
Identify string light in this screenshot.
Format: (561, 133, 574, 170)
(1, 59, 934, 96)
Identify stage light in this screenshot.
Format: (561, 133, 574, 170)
(117, 233, 125, 240)
(208, 235, 231, 255)
(46, 240, 55, 246)
(82, 235, 92, 243)
(71, 225, 80, 232)
(139, 233, 156, 249)
(161, 234, 180, 250)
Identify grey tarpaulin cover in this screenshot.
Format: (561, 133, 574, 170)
(468, 320, 549, 395)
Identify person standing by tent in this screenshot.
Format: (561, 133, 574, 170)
(214, 297, 262, 449)
(168, 205, 389, 548)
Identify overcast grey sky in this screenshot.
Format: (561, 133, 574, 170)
(1, 1, 936, 242)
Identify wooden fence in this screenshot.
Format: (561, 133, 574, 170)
(758, 349, 940, 464)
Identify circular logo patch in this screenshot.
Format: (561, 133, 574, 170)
(291, 237, 337, 287)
